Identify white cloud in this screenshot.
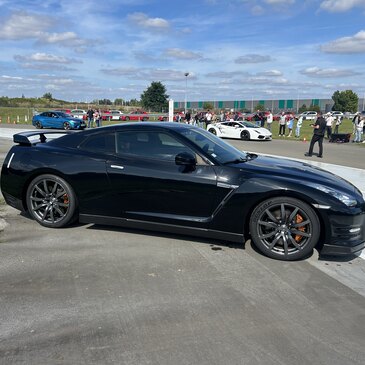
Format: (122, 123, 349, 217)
(320, 0, 365, 12)
(257, 70, 283, 77)
(300, 67, 360, 78)
(14, 53, 81, 64)
(264, 0, 295, 4)
(0, 11, 51, 40)
(321, 30, 365, 53)
(128, 13, 170, 30)
(235, 54, 272, 63)
(163, 48, 203, 60)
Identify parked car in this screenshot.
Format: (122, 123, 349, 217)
(54, 109, 71, 114)
(109, 110, 124, 121)
(121, 111, 149, 121)
(2, 123, 364, 261)
(32, 111, 86, 130)
(300, 111, 318, 121)
(207, 121, 272, 141)
(71, 109, 87, 120)
(331, 111, 344, 118)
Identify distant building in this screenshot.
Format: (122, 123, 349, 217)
(174, 98, 365, 113)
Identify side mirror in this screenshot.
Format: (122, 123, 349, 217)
(175, 152, 196, 171)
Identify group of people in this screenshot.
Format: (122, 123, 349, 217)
(86, 108, 102, 128)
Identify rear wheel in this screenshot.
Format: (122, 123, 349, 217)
(249, 197, 320, 260)
(35, 121, 43, 129)
(26, 174, 77, 228)
(240, 130, 250, 140)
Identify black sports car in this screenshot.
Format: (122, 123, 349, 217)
(1, 123, 364, 261)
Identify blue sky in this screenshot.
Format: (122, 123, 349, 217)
(0, 0, 365, 103)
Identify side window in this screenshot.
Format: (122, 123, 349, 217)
(116, 130, 207, 164)
(79, 133, 116, 154)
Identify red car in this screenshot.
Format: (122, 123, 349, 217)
(121, 111, 149, 121)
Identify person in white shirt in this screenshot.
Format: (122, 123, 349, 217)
(325, 112, 334, 139)
(353, 116, 364, 143)
(266, 110, 273, 131)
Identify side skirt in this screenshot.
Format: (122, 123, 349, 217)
(79, 214, 244, 244)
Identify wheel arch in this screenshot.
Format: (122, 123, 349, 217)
(241, 189, 328, 250)
(21, 168, 78, 212)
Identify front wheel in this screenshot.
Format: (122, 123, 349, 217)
(26, 174, 77, 228)
(63, 121, 71, 130)
(249, 197, 320, 260)
(35, 121, 43, 129)
(240, 130, 250, 140)
(208, 128, 217, 135)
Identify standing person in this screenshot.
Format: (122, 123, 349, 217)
(87, 107, 94, 128)
(353, 115, 364, 143)
(334, 115, 342, 134)
(185, 110, 191, 124)
(93, 109, 100, 127)
(325, 112, 334, 139)
(304, 112, 326, 158)
(205, 110, 212, 128)
(278, 112, 286, 137)
(295, 115, 303, 138)
(286, 115, 294, 137)
(266, 110, 273, 132)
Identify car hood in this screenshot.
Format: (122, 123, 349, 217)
(236, 154, 360, 194)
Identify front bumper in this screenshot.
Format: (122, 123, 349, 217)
(321, 241, 365, 256)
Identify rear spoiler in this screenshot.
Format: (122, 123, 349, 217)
(13, 130, 78, 146)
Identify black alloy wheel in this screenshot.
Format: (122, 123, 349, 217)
(35, 121, 43, 129)
(249, 197, 320, 260)
(208, 128, 217, 135)
(63, 121, 71, 130)
(26, 174, 77, 228)
(126, 116, 130, 121)
(240, 130, 250, 140)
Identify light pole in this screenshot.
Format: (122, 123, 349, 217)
(184, 72, 189, 113)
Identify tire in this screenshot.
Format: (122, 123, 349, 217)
(63, 121, 71, 130)
(35, 121, 43, 129)
(26, 174, 77, 228)
(142, 117, 148, 121)
(208, 128, 217, 135)
(249, 197, 320, 261)
(126, 117, 130, 121)
(240, 130, 250, 140)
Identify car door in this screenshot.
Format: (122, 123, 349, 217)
(105, 129, 224, 227)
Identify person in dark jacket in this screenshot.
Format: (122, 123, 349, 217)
(304, 112, 326, 158)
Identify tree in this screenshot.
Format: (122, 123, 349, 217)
(114, 98, 125, 105)
(140, 81, 169, 112)
(254, 103, 265, 111)
(43, 92, 53, 100)
(332, 90, 358, 112)
(203, 102, 214, 110)
(298, 104, 307, 113)
(309, 104, 321, 113)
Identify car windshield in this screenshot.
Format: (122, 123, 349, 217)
(241, 121, 256, 128)
(180, 127, 248, 164)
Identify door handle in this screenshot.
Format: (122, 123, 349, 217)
(110, 165, 124, 170)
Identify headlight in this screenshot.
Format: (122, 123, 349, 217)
(315, 185, 357, 207)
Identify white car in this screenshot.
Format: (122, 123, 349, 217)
(71, 109, 86, 119)
(109, 110, 124, 120)
(207, 121, 272, 141)
(331, 111, 344, 118)
(300, 111, 318, 120)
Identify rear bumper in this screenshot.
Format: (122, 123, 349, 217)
(2, 192, 25, 212)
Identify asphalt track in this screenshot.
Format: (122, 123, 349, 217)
(1, 125, 365, 364)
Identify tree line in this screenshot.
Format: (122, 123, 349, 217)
(0, 84, 360, 113)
